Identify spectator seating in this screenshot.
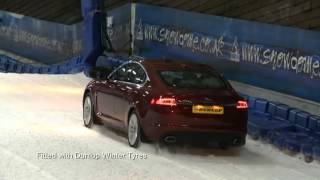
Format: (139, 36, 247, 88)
(238, 92, 320, 163)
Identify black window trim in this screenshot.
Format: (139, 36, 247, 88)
(107, 61, 149, 86)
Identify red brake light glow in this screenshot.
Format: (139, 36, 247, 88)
(236, 100, 248, 109)
(151, 97, 177, 106)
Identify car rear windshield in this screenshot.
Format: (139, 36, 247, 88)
(158, 70, 227, 89)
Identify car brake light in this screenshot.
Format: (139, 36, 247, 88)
(150, 97, 177, 106)
(237, 100, 248, 109)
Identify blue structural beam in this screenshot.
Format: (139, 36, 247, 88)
(81, 0, 104, 71)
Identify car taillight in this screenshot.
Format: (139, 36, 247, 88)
(236, 100, 248, 109)
(150, 97, 177, 106)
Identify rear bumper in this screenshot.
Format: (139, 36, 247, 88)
(141, 110, 247, 146)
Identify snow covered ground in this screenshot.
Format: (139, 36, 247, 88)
(0, 73, 319, 180)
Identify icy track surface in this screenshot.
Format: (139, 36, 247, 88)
(0, 73, 319, 180)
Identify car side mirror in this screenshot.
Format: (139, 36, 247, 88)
(89, 66, 113, 80)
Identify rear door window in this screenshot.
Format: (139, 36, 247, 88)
(110, 64, 129, 81)
(158, 70, 227, 89)
(110, 63, 147, 84)
(126, 63, 147, 84)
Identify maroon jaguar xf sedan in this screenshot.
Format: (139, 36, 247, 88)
(83, 59, 248, 148)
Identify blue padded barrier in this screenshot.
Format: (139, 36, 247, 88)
(3, 62, 9, 72)
(248, 101, 295, 140)
(268, 111, 311, 153)
(273, 104, 291, 122)
(288, 108, 301, 124)
(255, 99, 268, 112)
(248, 116, 292, 140)
(266, 101, 278, 117)
(0, 54, 128, 76)
(266, 108, 303, 142)
(302, 143, 316, 161)
(31, 67, 40, 74)
(43, 67, 50, 74)
(16, 64, 23, 73)
(21, 65, 27, 73)
(295, 112, 310, 131)
(313, 146, 320, 161)
(24, 65, 32, 73)
(7, 63, 17, 72)
(281, 112, 311, 153)
(0, 61, 6, 71)
(301, 116, 320, 161)
(247, 99, 271, 139)
(248, 96, 256, 110)
(49, 65, 59, 74)
(248, 99, 270, 125)
(235, 93, 320, 162)
(0, 54, 86, 75)
(308, 116, 320, 138)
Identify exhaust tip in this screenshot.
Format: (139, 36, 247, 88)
(233, 138, 241, 146)
(164, 136, 177, 143)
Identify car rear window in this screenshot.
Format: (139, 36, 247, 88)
(158, 70, 227, 89)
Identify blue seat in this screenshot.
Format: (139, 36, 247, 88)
(49, 65, 60, 74)
(63, 63, 72, 74)
(7, 63, 17, 72)
(288, 108, 301, 124)
(248, 99, 270, 122)
(257, 102, 290, 140)
(248, 96, 256, 110)
(23, 65, 31, 73)
(248, 99, 270, 126)
(40, 67, 48, 74)
(248, 102, 293, 140)
(302, 139, 320, 162)
(27, 65, 34, 73)
(251, 99, 271, 117)
(267, 108, 302, 141)
(0, 61, 7, 72)
(32, 67, 40, 74)
(266, 101, 278, 117)
(59, 64, 68, 74)
(272, 104, 291, 122)
(300, 116, 320, 161)
(272, 112, 311, 153)
(20, 65, 27, 73)
(3, 62, 10, 72)
(16, 64, 23, 73)
(308, 116, 320, 138)
(313, 145, 320, 161)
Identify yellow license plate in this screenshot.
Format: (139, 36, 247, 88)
(192, 105, 224, 115)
